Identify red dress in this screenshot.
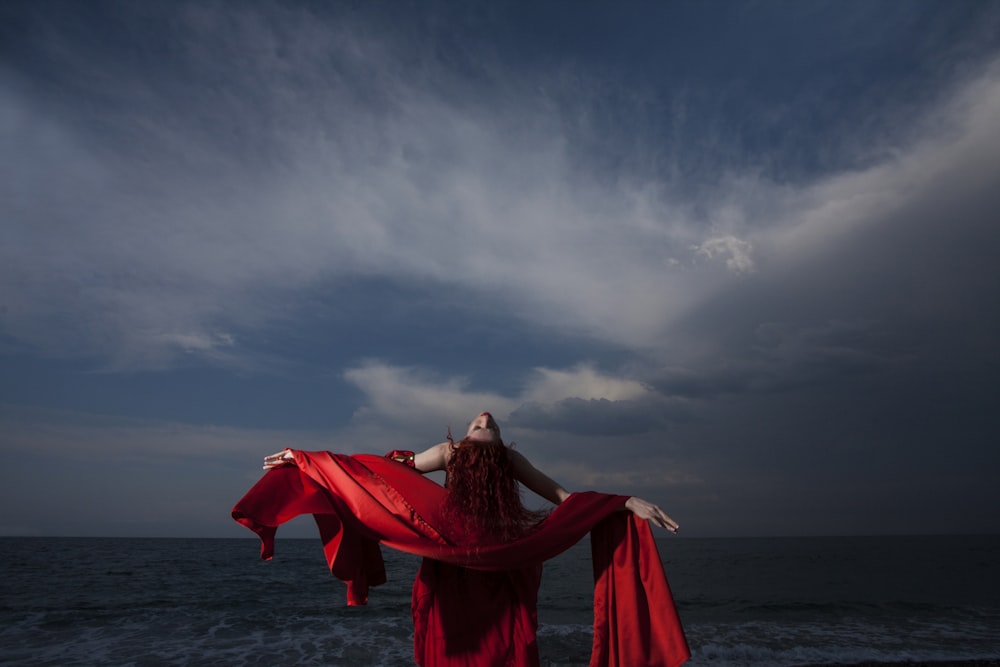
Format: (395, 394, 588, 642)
(232, 450, 689, 667)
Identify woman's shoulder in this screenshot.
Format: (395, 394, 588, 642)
(414, 441, 453, 472)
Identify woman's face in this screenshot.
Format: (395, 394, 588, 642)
(465, 412, 501, 443)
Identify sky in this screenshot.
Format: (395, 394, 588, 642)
(2, 0, 999, 538)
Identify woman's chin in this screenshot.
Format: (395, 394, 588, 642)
(466, 432, 500, 444)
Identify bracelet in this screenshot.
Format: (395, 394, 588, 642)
(385, 449, 416, 468)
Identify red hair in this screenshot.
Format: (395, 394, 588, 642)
(443, 438, 545, 544)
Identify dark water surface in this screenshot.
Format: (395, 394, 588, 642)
(2, 535, 998, 666)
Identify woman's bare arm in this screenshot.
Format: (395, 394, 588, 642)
(413, 442, 452, 473)
(509, 450, 679, 532)
(508, 449, 572, 505)
(264, 444, 452, 473)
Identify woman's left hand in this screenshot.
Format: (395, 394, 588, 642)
(625, 496, 680, 533)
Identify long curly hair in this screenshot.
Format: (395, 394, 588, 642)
(443, 438, 546, 544)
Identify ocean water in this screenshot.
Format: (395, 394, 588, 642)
(1, 535, 998, 666)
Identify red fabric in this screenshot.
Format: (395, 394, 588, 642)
(232, 450, 689, 667)
(591, 513, 689, 667)
(412, 560, 543, 667)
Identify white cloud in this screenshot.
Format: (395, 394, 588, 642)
(522, 365, 652, 403)
(343, 362, 654, 428)
(762, 58, 1000, 265)
(342, 362, 518, 432)
(694, 235, 756, 274)
(0, 6, 718, 365)
(340, 361, 685, 443)
(2, 5, 999, 373)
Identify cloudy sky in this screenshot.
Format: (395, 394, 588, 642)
(2, 1, 999, 538)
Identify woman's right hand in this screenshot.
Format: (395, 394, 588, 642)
(625, 496, 679, 533)
(263, 448, 296, 470)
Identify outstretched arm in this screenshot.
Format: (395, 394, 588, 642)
(509, 450, 679, 533)
(264, 443, 452, 472)
(509, 449, 572, 505)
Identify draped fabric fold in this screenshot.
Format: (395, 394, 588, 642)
(232, 450, 689, 667)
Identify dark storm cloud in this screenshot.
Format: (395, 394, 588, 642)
(509, 396, 694, 437)
(2, 1, 1000, 537)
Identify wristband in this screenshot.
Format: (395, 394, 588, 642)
(385, 449, 416, 468)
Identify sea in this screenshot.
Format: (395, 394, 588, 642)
(1, 534, 998, 666)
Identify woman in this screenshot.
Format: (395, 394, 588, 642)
(262, 412, 679, 534)
(238, 411, 689, 666)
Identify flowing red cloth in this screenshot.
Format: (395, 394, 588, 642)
(232, 450, 689, 667)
